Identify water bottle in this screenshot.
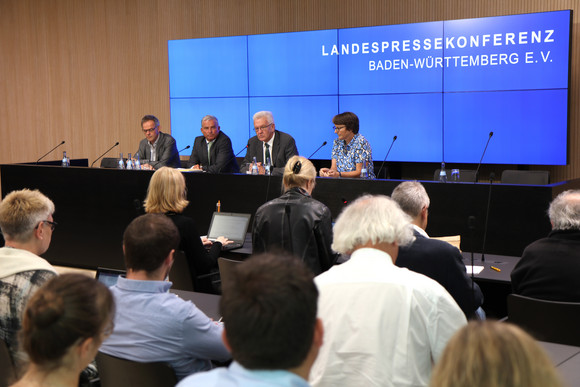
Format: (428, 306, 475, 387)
(264, 157, 271, 176)
(135, 154, 141, 170)
(439, 162, 447, 183)
(117, 153, 125, 169)
(61, 151, 70, 167)
(126, 153, 133, 170)
(451, 169, 460, 182)
(360, 160, 369, 179)
(251, 156, 259, 175)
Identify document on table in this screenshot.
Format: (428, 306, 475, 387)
(465, 265, 484, 275)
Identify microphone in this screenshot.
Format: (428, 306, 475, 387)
(473, 131, 494, 183)
(480, 172, 495, 262)
(308, 141, 327, 159)
(219, 145, 248, 174)
(376, 135, 397, 179)
(37, 141, 65, 164)
(90, 142, 120, 168)
(155, 145, 190, 167)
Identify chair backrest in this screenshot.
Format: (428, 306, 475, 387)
(100, 157, 122, 169)
(433, 169, 478, 182)
(0, 339, 16, 387)
(96, 352, 178, 387)
(169, 250, 195, 291)
(507, 294, 580, 346)
(217, 257, 242, 289)
(501, 170, 550, 185)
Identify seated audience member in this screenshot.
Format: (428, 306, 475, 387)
(99, 214, 230, 380)
(240, 111, 298, 176)
(177, 253, 323, 387)
(319, 112, 375, 179)
(391, 181, 484, 319)
(144, 167, 230, 293)
(252, 156, 337, 274)
(189, 115, 240, 173)
(310, 195, 466, 387)
(137, 114, 181, 169)
(11, 274, 115, 387)
(430, 320, 563, 387)
(0, 189, 58, 367)
(511, 189, 580, 301)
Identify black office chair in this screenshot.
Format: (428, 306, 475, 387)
(96, 352, 177, 387)
(433, 169, 478, 182)
(0, 340, 16, 387)
(169, 250, 195, 291)
(217, 257, 242, 289)
(507, 294, 580, 346)
(501, 170, 550, 185)
(100, 157, 123, 169)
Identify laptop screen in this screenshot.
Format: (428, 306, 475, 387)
(207, 212, 251, 242)
(95, 267, 126, 288)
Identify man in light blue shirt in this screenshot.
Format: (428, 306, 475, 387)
(99, 214, 230, 380)
(177, 254, 323, 387)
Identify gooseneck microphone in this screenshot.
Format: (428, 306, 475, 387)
(376, 135, 397, 179)
(37, 141, 65, 164)
(307, 141, 327, 159)
(156, 145, 190, 166)
(219, 145, 248, 174)
(473, 131, 494, 183)
(480, 172, 495, 262)
(91, 142, 120, 168)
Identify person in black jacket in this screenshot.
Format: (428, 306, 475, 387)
(144, 167, 230, 293)
(252, 156, 337, 274)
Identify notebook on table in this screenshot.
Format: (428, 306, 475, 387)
(206, 212, 251, 251)
(95, 267, 126, 287)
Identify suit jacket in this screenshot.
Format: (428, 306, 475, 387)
(396, 229, 483, 318)
(187, 131, 239, 173)
(240, 130, 298, 176)
(511, 229, 580, 302)
(137, 132, 181, 169)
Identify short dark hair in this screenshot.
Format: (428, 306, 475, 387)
(21, 274, 115, 370)
(123, 214, 180, 272)
(333, 112, 359, 134)
(220, 254, 318, 370)
(141, 115, 160, 128)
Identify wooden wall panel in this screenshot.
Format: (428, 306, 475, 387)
(0, 0, 578, 181)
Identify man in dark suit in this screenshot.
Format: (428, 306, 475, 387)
(511, 189, 580, 302)
(391, 181, 484, 319)
(240, 111, 298, 176)
(137, 115, 181, 169)
(188, 115, 239, 173)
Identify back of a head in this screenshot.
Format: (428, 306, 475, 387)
(21, 273, 115, 370)
(144, 167, 189, 214)
(123, 214, 180, 272)
(549, 189, 580, 231)
(283, 156, 316, 191)
(332, 112, 359, 134)
(220, 253, 318, 370)
(332, 194, 414, 254)
(391, 181, 430, 218)
(0, 189, 54, 243)
(430, 321, 563, 387)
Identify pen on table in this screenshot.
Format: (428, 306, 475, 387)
(490, 266, 501, 272)
(218, 317, 223, 322)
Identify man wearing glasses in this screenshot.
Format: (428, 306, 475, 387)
(240, 111, 298, 176)
(137, 115, 181, 169)
(0, 189, 58, 368)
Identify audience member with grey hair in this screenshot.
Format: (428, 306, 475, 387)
(512, 189, 580, 301)
(310, 194, 466, 387)
(392, 181, 484, 319)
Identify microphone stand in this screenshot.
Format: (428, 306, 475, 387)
(37, 141, 65, 164)
(480, 172, 495, 262)
(474, 131, 494, 183)
(219, 145, 248, 174)
(91, 142, 120, 168)
(307, 141, 327, 159)
(377, 135, 397, 179)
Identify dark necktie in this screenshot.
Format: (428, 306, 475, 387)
(265, 143, 271, 164)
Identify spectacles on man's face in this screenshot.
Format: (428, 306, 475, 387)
(142, 127, 158, 134)
(333, 125, 347, 132)
(254, 123, 272, 133)
(36, 220, 57, 231)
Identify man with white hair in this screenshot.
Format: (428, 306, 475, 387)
(391, 181, 483, 319)
(309, 195, 466, 387)
(511, 189, 580, 301)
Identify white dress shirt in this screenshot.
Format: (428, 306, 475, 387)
(309, 248, 466, 387)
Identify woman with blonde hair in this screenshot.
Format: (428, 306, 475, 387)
(11, 273, 115, 387)
(430, 320, 563, 387)
(144, 167, 229, 293)
(252, 156, 337, 274)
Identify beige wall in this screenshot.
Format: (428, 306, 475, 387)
(0, 0, 578, 181)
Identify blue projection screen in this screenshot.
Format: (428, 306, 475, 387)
(168, 10, 571, 165)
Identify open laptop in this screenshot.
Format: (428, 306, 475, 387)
(95, 267, 126, 287)
(206, 212, 251, 251)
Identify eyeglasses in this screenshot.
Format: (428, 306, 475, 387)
(36, 220, 57, 231)
(254, 123, 272, 133)
(333, 125, 347, 132)
(142, 127, 158, 134)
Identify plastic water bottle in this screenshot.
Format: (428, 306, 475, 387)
(126, 153, 133, 170)
(251, 156, 259, 175)
(135, 154, 141, 170)
(61, 151, 70, 167)
(117, 153, 125, 169)
(264, 157, 271, 176)
(439, 162, 447, 183)
(360, 160, 369, 179)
